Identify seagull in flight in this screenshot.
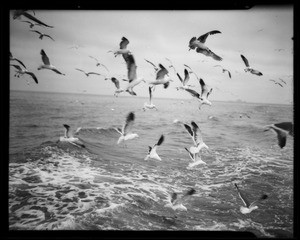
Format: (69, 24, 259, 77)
(165, 188, 196, 211)
(183, 121, 209, 154)
(214, 65, 231, 78)
(183, 64, 200, 80)
(185, 147, 206, 168)
(30, 30, 55, 41)
(104, 77, 124, 97)
(234, 183, 268, 214)
(240, 55, 263, 76)
(188, 30, 222, 61)
(21, 20, 43, 28)
(114, 112, 139, 146)
(89, 56, 109, 72)
(176, 69, 194, 90)
(10, 51, 26, 69)
(59, 124, 85, 148)
(108, 37, 132, 57)
(143, 86, 158, 111)
(13, 10, 54, 28)
(264, 122, 293, 148)
(184, 78, 213, 109)
(148, 63, 173, 90)
(10, 64, 38, 84)
(38, 49, 65, 75)
(144, 135, 164, 161)
(75, 68, 102, 77)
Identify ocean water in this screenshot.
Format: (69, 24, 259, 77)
(9, 90, 293, 237)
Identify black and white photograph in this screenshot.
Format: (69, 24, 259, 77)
(8, 6, 294, 238)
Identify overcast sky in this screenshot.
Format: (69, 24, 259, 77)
(9, 6, 293, 104)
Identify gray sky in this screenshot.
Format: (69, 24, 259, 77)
(10, 7, 293, 104)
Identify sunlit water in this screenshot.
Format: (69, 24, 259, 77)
(9, 90, 293, 237)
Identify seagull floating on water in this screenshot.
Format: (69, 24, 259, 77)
(189, 30, 222, 61)
(148, 64, 173, 90)
(264, 122, 293, 148)
(165, 188, 196, 211)
(59, 124, 85, 148)
(109, 37, 132, 57)
(144, 135, 164, 161)
(75, 68, 102, 77)
(10, 51, 26, 69)
(240, 55, 263, 76)
(183, 121, 209, 154)
(10, 64, 38, 84)
(89, 56, 109, 72)
(30, 30, 55, 41)
(38, 49, 65, 75)
(214, 65, 231, 78)
(234, 183, 268, 214)
(13, 10, 54, 28)
(143, 86, 158, 111)
(184, 78, 213, 109)
(115, 112, 139, 146)
(185, 147, 207, 168)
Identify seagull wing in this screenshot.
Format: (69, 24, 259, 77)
(25, 72, 38, 84)
(40, 49, 50, 65)
(75, 68, 86, 74)
(196, 48, 222, 61)
(184, 147, 195, 162)
(44, 34, 55, 41)
(271, 127, 287, 148)
(10, 64, 23, 71)
(13, 58, 27, 69)
(249, 194, 268, 208)
(123, 53, 137, 81)
(274, 122, 293, 135)
(30, 30, 42, 35)
(199, 78, 209, 97)
(184, 88, 200, 99)
(122, 112, 135, 135)
(120, 37, 129, 49)
(197, 30, 221, 43)
(111, 77, 120, 89)
(145, 59, 157, 70)
(191, 121, 204, 146)
(148, 86, 153, 103)
(87, 72, 101, 76)
(52, 68, 65, 75)
(234, 183, 251, 208)
(155, 135, 164, 147)
(176, 73, 183, 83)
(156, 64, 168, 80)
(183, 69, 190, 85)
(183, 64, 199, 79)
(89, 55, 98, 62)
(101, 63, 109, 72)
(188, 37, 197, 49)
(207, 88, 213, 98)
(241, 55, 250, 67)
(183, 123, 194, 140)
(224, 69, 231, 78)
(22, 11, 54, 28)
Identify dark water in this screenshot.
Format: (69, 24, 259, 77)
(9, 90, 293, 237)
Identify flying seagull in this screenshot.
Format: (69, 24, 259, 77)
(165, 188, 196, 211)
(114, 112, 139, 146)
(10, 51, 26, 69)
(184, 78, 213, 109)
(240, 55, 263, 76)
(278, 78, 287, 85)
(214, 65, 231, 78)
(75, 68, 102, 77)
(234, 183, 268, 214)
(38, 49, 65, 75)
(148, 63, 173, 90)
(264, 122, 293, 148)
(108, 37, 132, 57)
(59, 124, 85, 148)
(185, 147, 207, 168)
(30, 30, 55, 41)
(188, 30, 222, 61)
(143, 86, 158, 111)
(104, 77, 124, 97)
(183, 64, 200, 80)
(176, 69, 194, 90)
(89, 56, 109, 72)
(21, 20, 43, 28)
(183, 121, 209, 154)
(121, 52, 146, 96)
(13, 10, 54, 28)
(10, 64, 38, 84)
(144, 135, 164, 161)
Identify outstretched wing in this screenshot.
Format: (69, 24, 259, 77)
(199, 78, 209, 97)
(145, 59, 158, 70)
(196, 48, 222, 61)
(183, 69, 190, 85)
(123, 112, 135, 135)
(44, 34, 55, 41)
(197, 30, 221, 43)
(184, 88, 200, 99)
(10, 64, 23, 71)
(156, 64, 168, 80)
(241, 55, 250, 67)
(191, 121, 204, 146)
(111, 77, 120, 89)
(188, 37, 197, 49)
(234, 183, 250, 208)
(155, 135, 164, 147)
(30, 30, 42, 35)
(75, 68, 85, 73)
(176, 73, 183, 83)
(183, 123, 193, 139)
(22, 11, 54, 28)
(123, 53, 137, 81)
(40, 49, 50, 65)
(25, 72, 38, 84)
(120, 37, 129, 49)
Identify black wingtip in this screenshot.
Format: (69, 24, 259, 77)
(157, 135, 164, 146)
(127, 111, 135, 121)
(186, 188, 196, 196)
(63, 124, 70, 129)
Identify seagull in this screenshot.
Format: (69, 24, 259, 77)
(13, 10, 54, 28)
(104, 77, 124, 97)
(234, 183, 268, 214)
(75, 68, 102, 77)
(143, 86, 158, 111)
(10, 52, 26, 69)
(183, 121, 209, 154)
(240, 55, 263, 76)
(269, 79, 283, 87)
(188, 30, 222, 61)
(121, 52, 146, 96)
(38, 49, 65, 75)
(89, 56, 109, 72)
(10, 64, 38, 84)
(176, 69, 194, 90)
(278, 78, 287, 85)
(114, 112, 139, 146)
(214, 65, 231, 78)
(144, 135, 164, 161)
(183, 64, 199, 80)
(165, 188, 196, 211)
(108, 37, 132, 57)
(21, 20, 42, 28)
(144, 59, 159, 72)
(59, 124, 85, 148)
(185, 147, 207, 168)
(264, 122, 293, 148)
(184, 78, 213, 109)
(148, 64, 173, 90)
(30, 30, 55, 41)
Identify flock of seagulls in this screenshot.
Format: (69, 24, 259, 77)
(11, 10, 293, 215)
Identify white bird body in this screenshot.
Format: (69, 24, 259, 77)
(144, 135, 164, 161)
(59, 124, 85, 148)
(185, 147, 207, 168)
(143, 86, 157, 111)
(165, 188, 196, 211)
(38, 49, 65, 75)
(115, 112, 139, 145)
(148, 64, 173, 89)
